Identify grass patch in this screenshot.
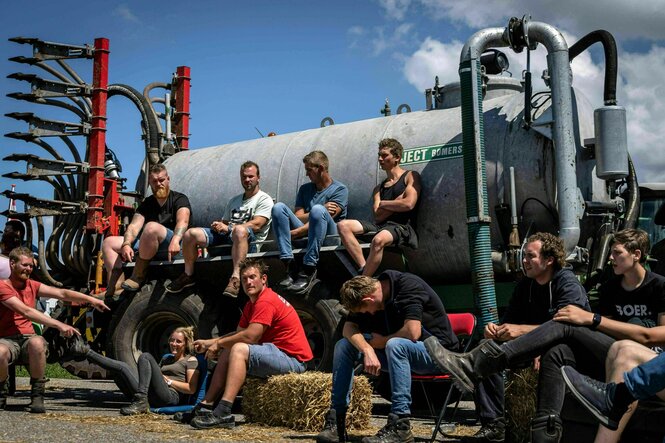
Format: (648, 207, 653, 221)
(16, 363, 79, 380)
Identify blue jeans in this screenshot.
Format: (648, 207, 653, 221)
(331, 335, 441, 415)
(247, 343, 306, 378)
(624, 352, 665, 400)
(271, 202, 338, 266)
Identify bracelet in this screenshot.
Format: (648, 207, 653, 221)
(166, 379, 173, 386)
(590, 313, 602, 330)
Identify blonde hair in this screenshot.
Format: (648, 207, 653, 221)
(340, 276, 378, 311)
(172, 326, 196, 355)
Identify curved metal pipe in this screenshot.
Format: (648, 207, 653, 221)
(460, 27, 509, 63)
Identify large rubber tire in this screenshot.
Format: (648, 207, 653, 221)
(107, 283, 208, 372)
(287, 283, 343, 372)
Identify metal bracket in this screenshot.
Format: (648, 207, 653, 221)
(8, 37, 94, 61)
(1, 190, 86, 216)
(7, 73, 92, 98)
(3, 153, 89, 177)
(5, 112, 90, 138)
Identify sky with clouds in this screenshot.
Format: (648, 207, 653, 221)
(1, 0, 664, 235)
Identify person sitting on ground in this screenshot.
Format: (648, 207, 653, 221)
(0, 220, 26, 279)
(316, 271, 459, 443)
(70, 326, 200, 415)
(337, 138, 420, 277)
(0, 247, 108, 413)
(272, 150, 348, 295)
(166, 161, 273, 298)
(181, 258, 313, 429)
(102, 163, 192, 295)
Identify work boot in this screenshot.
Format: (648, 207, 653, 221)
(530, 415, 562, 443)
(223, 276, 240, 298)
(26, 377, 46, 413)
(121, 257, 150, 292)
(278, 259, 298, 289)
(560, 366, 632, 430)
(103, 267, 125, 297)
(361, 413, 414, 443)
(461, 417, 505, 442)
(120, 393, 149, 416)
(190, 408, 235, 429)
(173, 402, 212, 424)
(288, 265, 317, 295)
(316, 408, 348, 443)
(424, 337, 506, 393)
(0, 378, 8, 410)
(165, 272, 196, 294)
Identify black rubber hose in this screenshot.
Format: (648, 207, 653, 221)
(569, 30, 618, 106)
(35, 216, 63, 287)
(621, 154, 640, 230)
(109, 84, 161, 166)
(34, 61, 91, 116)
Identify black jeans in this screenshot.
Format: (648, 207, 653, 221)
(86, 351, 180, 407)
(503, 320, 615, 415)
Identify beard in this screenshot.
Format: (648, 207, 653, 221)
(154, 187, 170, 199)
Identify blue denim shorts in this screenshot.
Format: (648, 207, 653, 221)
(132, 228, 176, 260)
(247, 343, 306, 378)
(201, 227, 257, 253)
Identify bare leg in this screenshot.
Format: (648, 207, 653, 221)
(221, 343, 249, 403)
(230, 227, 250, 280)
(201, 348, 230, 406)
(363, 230, 394, 276)
(102, 236, 124, 273)
(137, 222, 167, 259)
(337, 220, 366, 270)
(0, 344, 10, 382)
(26, 337, 47, 380)
(594, 340, 658, 443)
(182, 228, 207, 276)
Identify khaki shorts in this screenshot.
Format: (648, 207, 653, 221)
(0, 335, 48, 365)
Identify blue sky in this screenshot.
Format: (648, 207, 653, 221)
(2, 0, 665, 229)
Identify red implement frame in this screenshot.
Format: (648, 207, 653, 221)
(86, 37, 109, 232)
(172, 65, 191, 150)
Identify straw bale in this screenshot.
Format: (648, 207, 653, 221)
(242, 371, 372, 431)
(505, 367, 538, 443)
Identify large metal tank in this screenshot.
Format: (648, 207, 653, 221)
(164, 76, 604, 283)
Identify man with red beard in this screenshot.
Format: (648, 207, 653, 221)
(102, 163, 192, 294)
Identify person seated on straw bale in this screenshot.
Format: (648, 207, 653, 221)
(183, 258, 313, 429)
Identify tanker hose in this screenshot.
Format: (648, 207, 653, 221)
(621, 154, 640, 230)
(108, 84, 161, 166)
(595, 231, 614, 273)
(35, 216, 62, 287)
(568, 30, 618, 106)
(460, 56, 499, 327)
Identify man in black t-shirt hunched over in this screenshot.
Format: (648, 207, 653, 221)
(102, 163, 192, 294)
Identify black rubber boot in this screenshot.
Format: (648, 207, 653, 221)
(120, 393, 149, 416)
(26, 378, 46, 413)
(316, 408, 348, 443)
(424, 337, 506, 393)
(0, 378, 8, 410)
(278, 259, 298, 289)
(530, 414, 562, 443)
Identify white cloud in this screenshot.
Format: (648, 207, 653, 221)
(403, 37, 463, 90)
(416, 0, 665, 40)
(113, 4, 141, 24)
(350, 22, 416, 56)
(377, 0, 412, 21)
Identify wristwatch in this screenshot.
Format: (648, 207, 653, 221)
(590, 313, 602, 330)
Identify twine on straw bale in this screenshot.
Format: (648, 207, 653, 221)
(505, 367, 538, 443)
(242, 371, 372, 431)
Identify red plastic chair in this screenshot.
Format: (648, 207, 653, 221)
(412, 312, 477, 442)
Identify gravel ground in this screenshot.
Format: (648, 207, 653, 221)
(0, 377, 479, 442)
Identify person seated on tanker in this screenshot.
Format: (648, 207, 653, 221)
(179, 258, 313, 430)
(102, 163, 192, 295)
(0, 220, 27, 279)
(337, 138, 421, 277)
(0, 247, 109, 413)
(166, 161, 274, 298)
(272, 150, 348, 295)
(67, 326, 200, 415)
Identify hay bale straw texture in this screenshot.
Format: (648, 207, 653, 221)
(505, 367, 538, 443)
(242, 372, 372, 431)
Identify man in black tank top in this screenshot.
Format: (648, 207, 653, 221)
(337, 138, 421, 277)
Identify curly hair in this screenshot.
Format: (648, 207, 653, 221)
(378, 138, 404, 162)
(339, 276, 378, 311)
(613, 229, 650, 263)
(172, 326, 196, 355)
(526, 232, 566, 269)
(239, 258, 269, 276)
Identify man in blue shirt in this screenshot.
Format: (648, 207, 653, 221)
(272, 151, 348, 294)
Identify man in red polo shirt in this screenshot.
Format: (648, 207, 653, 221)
(0, 247, 108, 413)
(187, 258, 313, 429)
